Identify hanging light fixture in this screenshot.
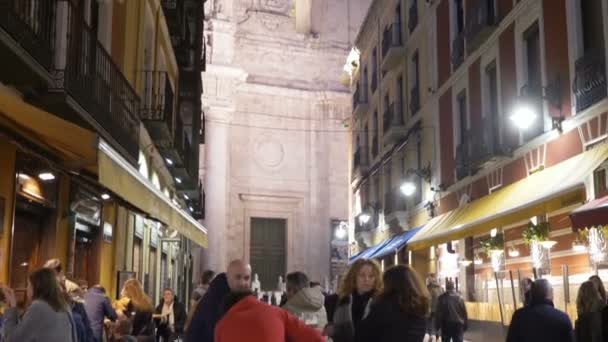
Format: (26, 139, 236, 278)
(508, 246, 520, 258)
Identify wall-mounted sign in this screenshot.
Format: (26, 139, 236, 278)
(134, 215, 144, 239)
(330, 219, 349, 288)
(150, 222, 158, 248)
(103, 222, 113, 243)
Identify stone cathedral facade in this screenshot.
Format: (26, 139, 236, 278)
(199, 0, 371, 285)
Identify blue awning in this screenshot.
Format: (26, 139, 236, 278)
(349, 237, 393, 264)
(370, 227, 423, 259)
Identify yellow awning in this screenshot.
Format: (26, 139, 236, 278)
(408, 143, 608, 250)
(0, 88, 98, 165)
(98, 141, 208, 248)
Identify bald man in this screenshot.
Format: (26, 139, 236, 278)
(185, 260, 251, 342)
(227, 260, 252, 293)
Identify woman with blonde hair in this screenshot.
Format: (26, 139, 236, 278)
(326, 259, 383, 342)
(118, 279, 155, 341)
(355, 265, 429, 342)
(575, 280, 604, 342)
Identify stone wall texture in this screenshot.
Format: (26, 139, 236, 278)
(199, 0, 372, 283)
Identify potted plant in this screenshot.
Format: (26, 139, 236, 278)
(480, 233, 504, 256)
(522, 221, 555, 248)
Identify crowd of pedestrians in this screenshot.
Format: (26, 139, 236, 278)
(1, 256, 608, 342)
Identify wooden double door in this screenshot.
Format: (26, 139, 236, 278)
(250, 218, 286, 291)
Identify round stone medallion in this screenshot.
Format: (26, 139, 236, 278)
(254, 138, 285, 169)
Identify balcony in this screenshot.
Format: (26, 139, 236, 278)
(384, 189, 407, 221)
(469, 116, 508, 169)
(0, 0, 57, 89)
(186, 183, 204, 220)
(371, 70, 378, 95)
(455, 137, 472, 180)
(353, 147, 370, 179)
(383, 102, 407, 145)
(353, 86, 369, 118)
(465, 0, 498, 53)
(408, 3, 418, 33)
(452, 32, 465, 70)
(381, 23, 405, 71)
(371, 136, 379, 159)
(410, 86, 421, 115)
(574, 50, 607, 112)
(170, 130, 200, 194)
(45, 3, 140, 163)
(141, 71, 175, 147)
(179, 70, 203, 100)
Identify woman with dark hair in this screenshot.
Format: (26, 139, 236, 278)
(119, 279, 155, 341)
(355, 265, 429, 342)
(327, 259, 383, 342)
(589, 275, 607, 304)
(1, 268, 77, 342)
(575, 280, 604, 342)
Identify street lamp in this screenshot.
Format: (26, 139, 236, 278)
(400, 182, 416, 196)
(510, 78, 564, 132)
(400, 164, 433, 197)
(358, 213, 371, 225)
(335, 222, 348, 239)
(510, 103, 537, 130)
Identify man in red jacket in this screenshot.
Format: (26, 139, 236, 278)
(215, 291, 325, 342)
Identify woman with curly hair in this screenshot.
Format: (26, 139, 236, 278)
(326, 259, 383, 342)
(118, 279, 155, 341)
(355, 265, 429, 342)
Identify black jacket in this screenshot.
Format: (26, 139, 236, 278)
(435, 290, 467, 329)
(124, 302, 154, 342)
(155, 299, 187, 334)
(184, 273, 230, 342)
(576, 310, 603, 342)
(355, 297, 426, 342)
(506, 300, 574, 342)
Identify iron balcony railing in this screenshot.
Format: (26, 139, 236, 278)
(383, 103, 395, 134)
(410, 86, 420, 115)
(161, 0, 178, 10)
(465, 0, 497, 50)
(353, 85, 368, 109)
(470, 115, 506, 167)
(174, 113, 186, 165)
(408, 2, 418, 33)
(189, 182, 204, 220)
(372, 136, 379, 158)
(382, 22, 403, 58)
(0, 0, 57, 71)
(384, 192, 394, 215)
(452, 32, 465, 69)
(574, 50, 607, 112)
(180, 71, 202, 99)
(353, 146, 369, 170)
(371, 70, 378, 94)
(354, 149, 362, 169)
(141, 71, 175, 138)
(63, 5, 140, 160)
(455, 135, 472, 180)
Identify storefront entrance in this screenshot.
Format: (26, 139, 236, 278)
(69, 184, 102, 286)
(10, 198, 48, 292)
